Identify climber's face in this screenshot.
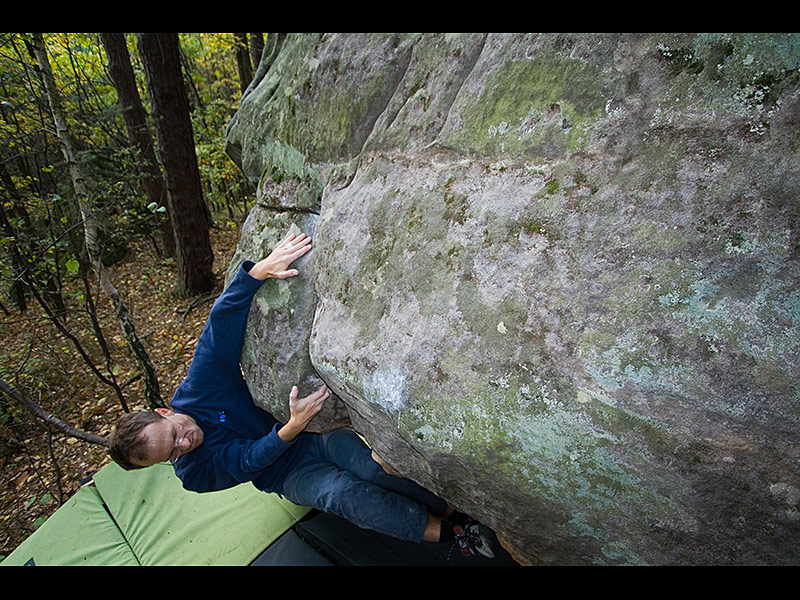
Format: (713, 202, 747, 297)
(133, 409, 204, 466)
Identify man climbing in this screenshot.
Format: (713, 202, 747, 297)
(108, 231, 498, 559)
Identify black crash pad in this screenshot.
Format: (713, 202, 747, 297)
(251, 510, 520, 566)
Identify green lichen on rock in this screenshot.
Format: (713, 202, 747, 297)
(442, 54, 607, 159)
(227, 33, 419, 185)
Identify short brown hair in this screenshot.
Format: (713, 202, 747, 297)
(108, 411, 163, 470)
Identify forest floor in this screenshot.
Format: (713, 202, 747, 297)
(0, 220, 244, 559)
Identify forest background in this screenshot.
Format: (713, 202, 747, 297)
(0, 32, 264, 558)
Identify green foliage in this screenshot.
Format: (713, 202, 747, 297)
(0, 32, 253, 303)
(0, 32, 254, 437)
(178, 33, 254, 219)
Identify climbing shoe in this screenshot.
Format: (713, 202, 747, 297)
(448, 510, 478, 527)
(452, 523, 498, 559)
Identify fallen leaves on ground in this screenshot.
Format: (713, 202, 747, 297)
(0, 223, 242, 558)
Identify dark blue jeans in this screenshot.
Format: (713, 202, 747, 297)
(278, 428, 448, 542)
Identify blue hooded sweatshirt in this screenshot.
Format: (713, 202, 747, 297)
(169, 260, 303, 493)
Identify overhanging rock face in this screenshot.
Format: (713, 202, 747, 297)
(225, 33, 800, 565)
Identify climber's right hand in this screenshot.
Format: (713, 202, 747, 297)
(278, 384, 329, 442)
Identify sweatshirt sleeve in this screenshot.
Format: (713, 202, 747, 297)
(184, 260, 262, 389)
(175, 423, 296, 493)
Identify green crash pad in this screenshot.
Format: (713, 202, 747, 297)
(1, 484, 139, 567)
(2, 461, 309, 566)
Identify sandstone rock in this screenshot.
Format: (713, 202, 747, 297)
(226, 33, 800, 565)
(225, 203, 349, 433)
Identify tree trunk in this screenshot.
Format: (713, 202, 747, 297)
(249, 33, 264, 73)
(0, 164, 29, 311)
(136, 32, 215, 297)
(99, 32, 175, 258)
(234, 33, 252, 96)
(30, 32, 164, 410)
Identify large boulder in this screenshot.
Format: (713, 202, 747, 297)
(225, 33, 800, 565)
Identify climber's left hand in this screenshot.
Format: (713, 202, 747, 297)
(249, 232, 313, 280)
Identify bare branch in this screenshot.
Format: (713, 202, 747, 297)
(0, 379, 108, 446)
